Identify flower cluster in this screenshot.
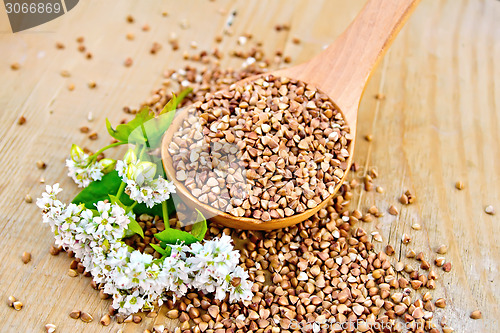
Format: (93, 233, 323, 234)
(37, 184, 252, 315)
(116, 149, 176, 208)
(66, 145, 115, 188)
(36, 184, 132, 261)
(177, 235, 253, 303)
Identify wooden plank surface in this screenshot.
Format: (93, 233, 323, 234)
(0, 0, 499, 332)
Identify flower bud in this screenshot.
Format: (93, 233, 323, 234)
(134, 161, 157, 185)
(98, 158, 116, 174)
(126, 163, 137, 181)
(70, 144, 86, 162)
(123, 148, 137, 165)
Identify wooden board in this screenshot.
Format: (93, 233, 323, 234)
(0, 0, 498, 332)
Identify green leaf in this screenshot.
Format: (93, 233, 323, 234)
(71, 170, 176, 217)
(72, 171, 123, 207)
(161, 94, 178, 115)
(191, 209, 207, 241)
(154, 228, 199, 245)
(105, 89, 190, 146)
(128, 123, 151, 149)
(160, 89, 192, 115)
(128, 112, 172, 150)
(150, 243, 171, 256)
(128, 89, 193, 149)
(126, 216, 144, 238)
(133, 200, 163, 216)
(106, 108, 155, 143)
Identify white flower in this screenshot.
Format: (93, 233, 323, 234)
(38, 184, 252, 316)
(105, 243, 129, 267)
(228, 266, 253, 302)
(123, 292, 146, 314)
(126, 176, 175, 208)
(116, 148, 137, 182)
(66, 144, 106, 187)
(159, 254, 190, 297)
(86, 202, 132, 242)
(36, 184, 66, 229)
(189, 234, 239, 275)
(36, 184, 63, 211)
(116, 160, 128, 179)
(183, 234, 249, 301)
(116, 149, 176, 208)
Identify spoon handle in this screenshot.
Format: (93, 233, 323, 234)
(284, 0, 420, 127)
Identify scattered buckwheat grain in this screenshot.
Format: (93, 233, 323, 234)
(80, 312, 93, 323)
(24, 194, 32, 203)
(13, 301, 23, 310)
(21, 251, 31, 264)
(124, 57, 133, 67)
(45, 324, 56, 333)
(485, 205, 495, 215)
(36, 160, 46, 169)
(402, 233, 411, 244)
(436, 244, 448, 254)
(388, 205, 399, 215)
(7, 296, 17, 307)
(470, 310, 482, 319)
(69, 310, 81, 319)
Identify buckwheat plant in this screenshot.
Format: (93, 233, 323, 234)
(37, 91, 253, 315)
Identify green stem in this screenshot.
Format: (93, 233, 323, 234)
(115, 181, 126, 201)
(140, 123, 150, 148)
(162, 200, 170, 229)
(89, 141, 127, 162)
(138, 144, 147, 161)
(128, 201, 138, 211)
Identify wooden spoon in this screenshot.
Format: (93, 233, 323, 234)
(162, 0, 420, 230)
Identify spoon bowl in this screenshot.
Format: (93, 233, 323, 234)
(162, 94, 354, 230)
(162, 0, 420, 230)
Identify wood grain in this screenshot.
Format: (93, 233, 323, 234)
(0, 0, 498, 332)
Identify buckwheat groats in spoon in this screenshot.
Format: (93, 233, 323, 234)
(168, 75, 352, 222)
